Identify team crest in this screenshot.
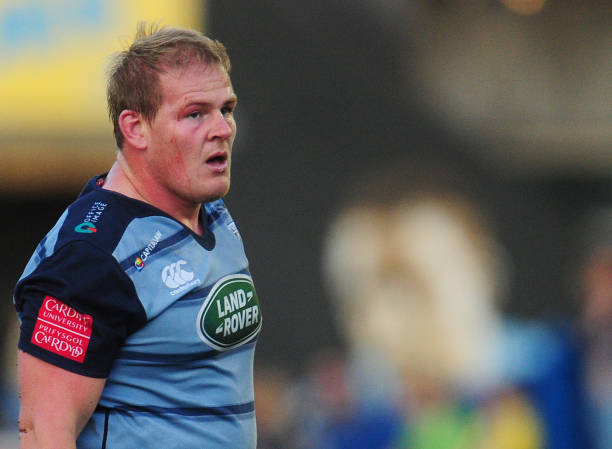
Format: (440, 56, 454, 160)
(196, 274, 262, 351)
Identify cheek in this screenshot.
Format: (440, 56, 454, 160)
(175, 124, 205, 152)
(150, 136, 187, 185)
(166, 121, 183, 149)
(165, 127, 194, 166)
(161, 135, 183, 169)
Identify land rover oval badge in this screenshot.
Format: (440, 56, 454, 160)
(196, 274, 262, 351)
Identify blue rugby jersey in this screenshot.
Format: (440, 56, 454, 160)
(14, 175, 262, 449)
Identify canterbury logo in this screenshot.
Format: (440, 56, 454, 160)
(161, 260, 195, 289)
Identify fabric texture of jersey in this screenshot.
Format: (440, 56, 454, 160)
(14, 175, 262, 449)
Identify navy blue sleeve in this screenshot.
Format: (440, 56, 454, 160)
(14, 241, 146, 378)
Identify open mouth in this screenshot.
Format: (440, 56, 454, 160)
(206, 152, 228, 172)
(206, 153, 227, 165)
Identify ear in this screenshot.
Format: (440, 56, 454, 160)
(118, 110, 147, 150)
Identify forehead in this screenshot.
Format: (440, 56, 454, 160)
(157, 63, 234, 103)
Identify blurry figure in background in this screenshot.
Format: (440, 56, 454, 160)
(290, 162, 590, 449)
(577, 208, 612, 449)
(254, 364, 292, 449)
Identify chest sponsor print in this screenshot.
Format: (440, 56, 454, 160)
(196, 274, 262, 351)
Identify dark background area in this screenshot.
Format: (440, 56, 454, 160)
(208, 0, 612, 369)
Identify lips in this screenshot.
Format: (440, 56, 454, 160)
(206, 152, 228, 171)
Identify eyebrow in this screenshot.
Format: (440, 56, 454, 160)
(182, 95, 238, 109)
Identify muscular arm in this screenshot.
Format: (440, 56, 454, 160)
(17, 351, 105, 449)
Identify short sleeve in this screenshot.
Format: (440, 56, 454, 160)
(14, 241, 146, 378)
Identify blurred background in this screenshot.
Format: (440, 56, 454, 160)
(1, 0, 610, 448)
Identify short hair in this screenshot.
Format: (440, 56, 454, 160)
(107, 22, 231, 149)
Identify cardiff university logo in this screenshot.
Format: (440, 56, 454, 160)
(161, 260, 195, 289)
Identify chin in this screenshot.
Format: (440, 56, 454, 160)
(201, 182, 230, 203)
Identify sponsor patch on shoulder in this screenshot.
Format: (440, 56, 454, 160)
(30, 296, 93, 363)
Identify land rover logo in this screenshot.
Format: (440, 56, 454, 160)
(196, 274, 262, 351)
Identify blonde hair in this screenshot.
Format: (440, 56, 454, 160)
(107, 22, 231, 148)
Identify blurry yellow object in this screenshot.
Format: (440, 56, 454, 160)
(0, 0, 204, 192)
(394, 392, 543, 449)
(480, 392, 543, 449)
(0, 0, 203, 133)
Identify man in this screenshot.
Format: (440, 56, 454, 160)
(13, 23, 262, 449)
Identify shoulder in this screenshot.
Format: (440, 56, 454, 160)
(17, 177, 181, 285)
(43, 186, 127, 255)
(51, 179, 181, 259)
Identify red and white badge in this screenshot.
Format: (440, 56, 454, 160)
(30, 296, 93, 363)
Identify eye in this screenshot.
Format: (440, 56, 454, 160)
(221, 104, 235, 116)
(187, 110, 201, 119)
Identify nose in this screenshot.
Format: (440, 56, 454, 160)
(209, 110, 234, 140)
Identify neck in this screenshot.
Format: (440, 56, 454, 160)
(103, 154, 203, 234)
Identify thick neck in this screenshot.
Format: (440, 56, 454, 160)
(103, 155, 203, 235)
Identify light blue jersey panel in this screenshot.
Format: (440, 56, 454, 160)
(18, 208, 69, 282)
(84, 404, 255, 449)
(77, 199, 260, 449)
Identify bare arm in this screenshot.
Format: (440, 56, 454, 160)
(17, 350, 105, 449)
